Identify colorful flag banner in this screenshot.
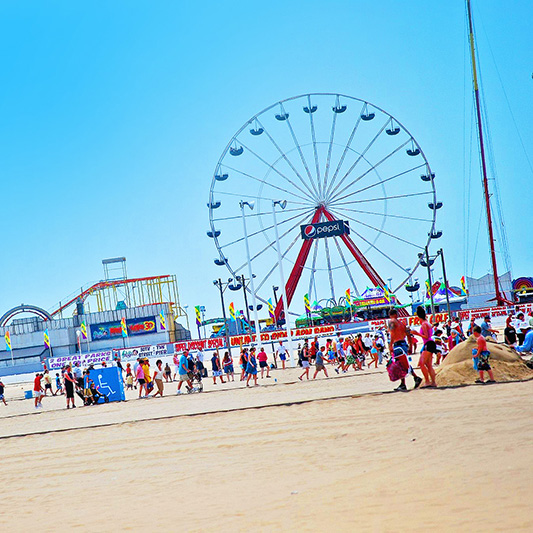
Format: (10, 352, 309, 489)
(267, 298, 275, 320)
(195, 306, 201, 327)
(44, 328, 51, 349)
(425, 280, 431, 299)
(5, 330, 11, 351)
(345, 288, 351, 306)
(460, 276, 467, 296)
(383, 285, 391, 302)
(121, 317, 128, 338)
(80, 321, 87, 340)
(304, 293, 311, 314)
(159, 311, 166, 331)
(229, 302, 236, 322)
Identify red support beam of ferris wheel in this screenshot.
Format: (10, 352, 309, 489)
(274, 207, 323, 321)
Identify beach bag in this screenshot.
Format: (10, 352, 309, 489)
(387, 360, 408, 382)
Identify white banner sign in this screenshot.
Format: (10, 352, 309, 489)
(117, 344, 168, 362)
(47, 351, 114, 370)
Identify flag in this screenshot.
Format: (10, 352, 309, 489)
(229, 302, 236, 322)
(195, 306, 201, 327)
(44, 328, 51, 349)
(345, 289, 351, 306)
(159, 311, 166, 331)
(460, 276, 467, 296)
(5, 330, 11, 351)
(383, 285, 391, 302)
(267, 298, 275, 320)
(80, 321, 87, 340)
(121, 317, 128, 338)
(304, 293, 311, 314)
(425, 280, 431, 299)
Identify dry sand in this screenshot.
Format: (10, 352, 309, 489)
(1, 367, 532, 532)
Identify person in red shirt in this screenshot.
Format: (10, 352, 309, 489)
(472, 326, 495, 384)
(387, 309, 422, 391)
(257, 347, 271, 379)
(33, 373, 44, 408)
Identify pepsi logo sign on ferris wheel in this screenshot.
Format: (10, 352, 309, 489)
(300, 220, 350, 240)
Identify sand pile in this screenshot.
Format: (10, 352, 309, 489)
(436, 336, 533, 387)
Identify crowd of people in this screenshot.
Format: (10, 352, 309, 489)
(2, 308, 533, 409)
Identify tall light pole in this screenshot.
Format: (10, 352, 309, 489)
(240, 201, 262, 342)
(214, 279, 232, 356)
(272, 199, 295, 367)
(438, 248, 452, 319)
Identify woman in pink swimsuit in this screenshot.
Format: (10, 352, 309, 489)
(412, 306, 437, 387)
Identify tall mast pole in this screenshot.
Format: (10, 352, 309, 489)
(466, 0, 504, 306)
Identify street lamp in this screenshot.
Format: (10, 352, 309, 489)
(240, 200, 262, 342)
(272, 199, 295, 367)
(272, 286, 279, 307)
(213, 279, 233, 356)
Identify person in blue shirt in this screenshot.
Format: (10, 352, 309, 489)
(176, 350, 192, 394)
(246, 347, 258, 387)
(516, 326, 533, 353)
(480, 316, 498, 339)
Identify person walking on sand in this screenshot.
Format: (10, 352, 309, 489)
(257, 346, 271, 378)
(152, 359, 165, 397)
(335, 337, 347, 373)
(172, 352, 180, 381)
(472, 326, 496, 384)
(211, 350, 226, 385)
(55, 372, 63, 395)
(246, 347, 258, 386)
(33, 373, 44, 409)
(298, 341, 311, 380)
(63, 364, 77, 409)
(276, 341, 288, 369)
(368, 338, 379, 369)
(239, 348, 248, 381)
(0, 379, 7, 405)
(42, 370, 53, 396)
(387, 308, 422, 391)
(411, 306, 437, 388)
(136, 359, 147, 398)
(177, 351, 192, 394)
(164, 362, 172, 382)
(345, 339, 358, 372)
(313, 346, 329, 379)
(222, 351, 235, 381)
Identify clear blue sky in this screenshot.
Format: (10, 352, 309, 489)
(0, 0, 531, 327)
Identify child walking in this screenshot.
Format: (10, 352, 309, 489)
(246, 347, 258, 386)
(472, 326, 496, 384)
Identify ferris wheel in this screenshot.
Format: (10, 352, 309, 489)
(207, 93, 441, 320)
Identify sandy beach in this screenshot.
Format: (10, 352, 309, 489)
(1, 366, 532, 532)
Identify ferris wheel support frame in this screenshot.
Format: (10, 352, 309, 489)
(273, 206, 409, 321)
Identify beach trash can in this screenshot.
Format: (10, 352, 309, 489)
(24, 390, 33, 399)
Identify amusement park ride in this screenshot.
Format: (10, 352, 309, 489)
(207, 93, 441, 321)
(0, 257, 189, 331)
